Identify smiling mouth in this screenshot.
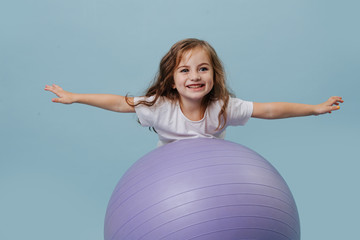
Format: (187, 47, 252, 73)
(187, 84, 205, 89)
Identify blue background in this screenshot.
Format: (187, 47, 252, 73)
(1, 0, 359, 239)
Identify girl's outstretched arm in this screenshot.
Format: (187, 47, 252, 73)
(44, 84, 135, 113)
(252, 96, 343, 119)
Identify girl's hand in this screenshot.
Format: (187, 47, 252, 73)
(314, 96, 344, 115)
(44, 84, 75, 104)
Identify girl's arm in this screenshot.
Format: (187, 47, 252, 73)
(252, 96, 343, 119)
(44, 84, 135, 113)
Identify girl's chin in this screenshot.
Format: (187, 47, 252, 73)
(179, 93, 209, 103)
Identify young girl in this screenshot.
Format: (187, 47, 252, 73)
(45, 38, 343, 146)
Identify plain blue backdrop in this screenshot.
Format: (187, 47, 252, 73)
(1, 0, 359, 239)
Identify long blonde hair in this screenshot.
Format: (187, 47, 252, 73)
(126, 38, 234, 130)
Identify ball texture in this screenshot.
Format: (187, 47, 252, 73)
(104, 138, 300, 240)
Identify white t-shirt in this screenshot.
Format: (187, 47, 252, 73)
(134, 96, 253, 146)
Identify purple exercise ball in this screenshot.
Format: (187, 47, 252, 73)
(104, 138, 300, 240)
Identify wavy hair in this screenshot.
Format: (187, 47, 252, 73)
(126, 38, 234, 130)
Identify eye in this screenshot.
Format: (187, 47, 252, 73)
(199, 67, 208, 72)
(180, 68, 189, 73)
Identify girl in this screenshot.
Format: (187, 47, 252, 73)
(45, 38, 343, 146)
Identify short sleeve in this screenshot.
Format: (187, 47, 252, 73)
(226, 97, 253, 126)
(134, 96, 156, 127)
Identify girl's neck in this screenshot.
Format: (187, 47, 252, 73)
(179, 99, 206, 121)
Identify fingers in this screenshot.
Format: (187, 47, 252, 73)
(328, 96, 344, 105)
(44, 84, 62, 94)
(44, 84, 55, 94)
(52, 97, 62, 103)
(45, 84, 66, 100)
(45, 84, 66, 103)
(325, 106, 339, 114)
(325, 97, 343, 112)
(331, 105, 341, 112)
(44, 84, 62, 90)
(316, 96, 343, 115)
(326, 98, 342, 114)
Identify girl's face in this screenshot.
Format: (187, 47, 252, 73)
(173, 47, 214, 106)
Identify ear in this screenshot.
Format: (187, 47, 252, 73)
(171, 78, 176, 89)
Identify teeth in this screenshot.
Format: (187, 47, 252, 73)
(187, 84, 204, 88)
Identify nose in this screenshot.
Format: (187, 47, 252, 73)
(189, 71, 200, 81)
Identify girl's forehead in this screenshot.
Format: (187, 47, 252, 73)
(178, 47, 211, 64)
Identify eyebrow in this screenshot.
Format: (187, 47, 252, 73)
(177, 63, 211, 69)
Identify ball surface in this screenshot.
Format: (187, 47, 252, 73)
(104, 138, 300, 240)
